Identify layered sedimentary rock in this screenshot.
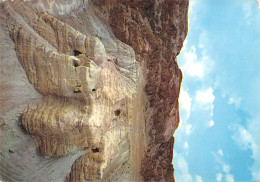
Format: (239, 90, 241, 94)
(0, 0, 188, 181)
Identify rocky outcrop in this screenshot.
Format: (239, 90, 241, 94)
(92, 0, 188, 180)
(0, 0, 188, 181)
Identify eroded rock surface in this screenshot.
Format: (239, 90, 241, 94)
(0, 0, 188, 181)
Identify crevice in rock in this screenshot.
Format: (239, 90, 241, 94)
(91, 148, 99, 153)
(73, 50, 82, 56)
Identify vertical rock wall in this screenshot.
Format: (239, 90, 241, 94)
(91, 0, 189, 181)
(0, 0, 188, 181)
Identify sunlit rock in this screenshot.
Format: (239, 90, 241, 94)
(0, 0, 188, 181)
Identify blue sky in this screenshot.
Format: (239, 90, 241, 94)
(173, 0, 260, 182)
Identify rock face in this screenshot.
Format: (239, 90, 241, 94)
(0, 0, 188, 181)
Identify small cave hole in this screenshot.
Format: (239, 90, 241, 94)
(91, 148, 99, 153)
(73, 50, 82, 56)
(73, 59, 80, 67)
(115, 109, 121, 116)
(92, 88, 96, 92)
(74, 90, 81, 93)
(9, 149, 14, 153)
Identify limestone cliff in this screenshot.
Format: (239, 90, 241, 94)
(0, 0, 188, 181)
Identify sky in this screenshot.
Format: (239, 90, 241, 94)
(173, 0, 260, 182)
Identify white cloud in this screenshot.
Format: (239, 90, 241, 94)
(178, 30, 215, 131)
(180, 88, 192, 123)
(232, 125, 256, 151)
(218, 149, 223, 156)
(209, 120, 215, 127)
(232, 123, 260, 181)
(181, 46, 204, 78)
(194, 88, 215, 127)
(252, 171, 260, 182)
(228, 97, 241, 108)
(185, 0, 199, 35)
(184, 141, 189, 149)
(195, 175, 203, 182)
(239, 127, 253, 149)
(185, 124, 193, 135)
(212, 150, 233, 179)
(174, 153, 192, 182)
(243, 3, 252, 19)
(181, 45, 214, 80)
(176, 1, 260, 182)
(252, 169, 260, 182)
(189, 0, 197, 16)
(223, 164, 230, 173)
(195, 87, 215, 106)
(225, 174, 234, 182)
(210, 105, 214, 117)
(216, 173, 223, 182)
(242, 1, 254, 25)
(177, 88, 193, 137)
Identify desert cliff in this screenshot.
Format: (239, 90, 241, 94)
(0, 0, 188, 181)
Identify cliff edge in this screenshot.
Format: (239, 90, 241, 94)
(0, 0, 188, 181)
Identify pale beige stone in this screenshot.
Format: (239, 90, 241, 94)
(0, 0, 188, 181)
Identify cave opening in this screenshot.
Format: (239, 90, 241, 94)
(115, 109, 121, 116)
(91, 148, 99, 153)
(72, 59, 80, 67)
(74, 50, 82, 56)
